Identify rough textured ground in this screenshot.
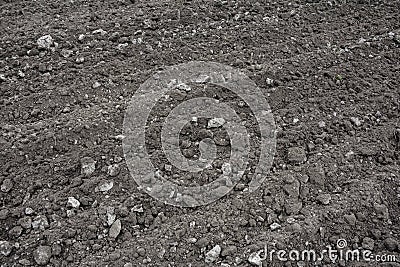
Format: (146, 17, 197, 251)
(0, 0, 399, 266)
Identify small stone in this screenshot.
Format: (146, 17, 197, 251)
(176, 82, 191, 91)
(344, 214, 357, 226)
(248, 250, 264, 266)
(131, 204, 144, 213)
(109, 251, 121, 260)
(9, 226, 23, 239)
(51, 244, 62, 256)
(106, 207, 116, 226)
(61, 49, 73, 58)
(81, 157, 96, 177)
(33, 246, 52, 265)
(18, 70, 25, 77)
(78, 34, 85, 41)
(286, 222, 302, 233)
(270, 222, 281, 231)
(374, 203, 389, 220)
(18, 217, 32, 229)
(137, 247, 146, 256)
(287, 147, 307, 164)
(384, 238, 398, 252)
(284, 200, 303, 215)
(67, 197, 80, 208)
(93, 81, 101, 88)
(350, 117, 362, 127)
(124, 263, 133, 267)
(109, 219, 121, 239)
(1, 178, 13, 192)
(266, 78, 274, 85)
(355, 212, 366, 221)
(208, 118, 226, 128)
(76, 57, 85, 64)
(371, 229, 381, 239)
(221, 245, 237, 257)
(18, 259, 31, 266)
(92, 29, 107, 35)
(113, 135, 126, 141)
(25, 207, 34, 215)
(32, 215, 49, 230)
(193, 74, 210, 83)
(318, 121, 326, 128)
(0, 208, 9, 220)
(0, 240, 12, 256)
(284, 174, 296, 184)
(205, 245, 221, 263)
(96, 181, 114, 192)
(27, 48, 39, 56)
(195, 237, 210, 248)
(37, 35, 53, 49)
(107, 164, 120, 177)
(283, 179, 300, 198)
(316, 193, 331, 205)
(362, 237, 374, 250)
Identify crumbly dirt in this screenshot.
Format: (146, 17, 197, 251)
(0, 0, 399, 266)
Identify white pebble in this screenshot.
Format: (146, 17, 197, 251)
(67, 197, 80, 208)
(208, 118, 226, 128)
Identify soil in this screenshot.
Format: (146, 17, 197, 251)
(0, 0, 399, 266)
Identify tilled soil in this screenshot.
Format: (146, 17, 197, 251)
(0, 0, 399, 266)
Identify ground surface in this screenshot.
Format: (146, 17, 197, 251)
(0, 0, 399, 266)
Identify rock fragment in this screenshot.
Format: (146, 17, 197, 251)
(287, 147, 307, 164)
(0, 208, 9, 220)
(61, 49, 73, 58)
(33, 246, 52, 265)
(205, 245, 221, 263)
(37, 35, 53, 49)
(95, 181, 114, 192)
(208, 118, 226, 128)
(18, 217, 32, 229)
(362, 237, 374, 250)
(107, 164, 120, 177)
(1, 178, 13, 192)
(344, 214, 357, 226)
(93, 81, 101, 88)
(316, 194, 331, 205)
(109, 219, 121, 239)
(350, 117, 362, 127)
(32, 215, 49, 230)
(270, 222, 281, 230)
(221, 245, 237, 257)
(0, 240, 12, 256)
(384, 238, 398, 252)
(374, 203, 389, 220)
(248, 250, 264, 266)
(81, 157, 96, 177)
(67, 197, 81, 208)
